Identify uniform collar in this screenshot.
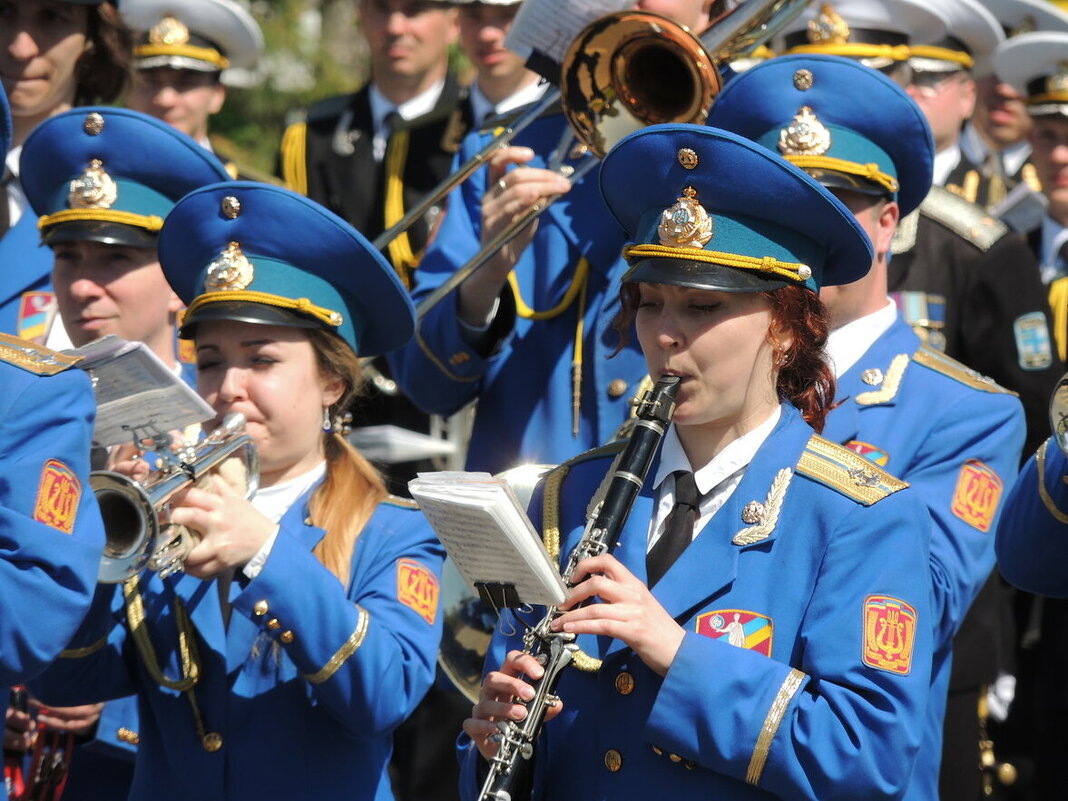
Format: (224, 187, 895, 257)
(250, 461, 326, 524)
(468, 77, 546, 126)
(653, 407, 781, 498)
(826, 298, 898, 378)
(1040, 216, 1068, 281)
(368, 78, 446, 135)
(932, 143, 962, 186)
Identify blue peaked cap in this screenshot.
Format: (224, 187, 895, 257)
(600, 124, 873, 293)
(708, 54, 934, 216)
(160, 182, 415, 358)
(21, 107, 231, 247)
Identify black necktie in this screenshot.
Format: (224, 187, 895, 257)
(647, 471, 700, 588)
(0, 169, 12, 239)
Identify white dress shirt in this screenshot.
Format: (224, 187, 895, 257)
(825, 299, 898, 378)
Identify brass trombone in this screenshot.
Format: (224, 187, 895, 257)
(92, 413, 259, 583)
(407, 0, 812, 319)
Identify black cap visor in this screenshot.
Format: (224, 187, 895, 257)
(803, 167, 891, 199)
(622, 257, 790, 293)
(43, 219, 159, 249)
(180, 299, 323, 339)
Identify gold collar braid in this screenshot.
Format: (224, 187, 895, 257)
(185, 290, 344, 328)
(623, 244, 812, 283)
(785, 154, 899, 194)
(135, 43, 230, 70)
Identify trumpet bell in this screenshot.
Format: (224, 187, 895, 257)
(93, 471, 158, 583)
(561, 11, 720, 159)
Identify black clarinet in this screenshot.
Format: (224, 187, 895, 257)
(478, 375, 679, 801)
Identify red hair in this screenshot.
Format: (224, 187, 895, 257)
(613, 282, 836, 433)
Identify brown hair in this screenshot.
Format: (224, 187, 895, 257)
(74, 2, 133, 106)
(305, 329, 388, 587)
(613, 282, 836, 433)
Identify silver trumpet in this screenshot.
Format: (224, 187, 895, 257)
(91, 412, 259, 583)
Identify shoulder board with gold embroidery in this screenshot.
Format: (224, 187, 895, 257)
(890, 208, 919, 255)
(911, 347, 1016, 395)
(797, 435, 909, 506)
(383, 495, 419, 510)
(920, 186, 1007, 252)
(0, 333, 80, 376)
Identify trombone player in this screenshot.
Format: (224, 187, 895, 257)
(389, 0, 717, 475)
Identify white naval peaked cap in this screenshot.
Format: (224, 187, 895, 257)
(992, 30, 1068, 117)
(122, 0, 264, 73)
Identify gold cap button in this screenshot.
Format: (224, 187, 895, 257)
(604, 749, 623, 772)
(280, 630, 295, 644)
(116, 727, 140, 745)
(266, 618, 281, 630)
(614, 671, 635, 695)
(253, 600, 268, 616)
(608, 379, 628, 399)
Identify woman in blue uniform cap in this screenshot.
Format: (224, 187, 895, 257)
(461, 124, 935, 800)
(31, 181, 446, 801)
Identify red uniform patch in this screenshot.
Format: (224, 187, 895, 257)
(695, 609, 773, 656)
(863, 595, 917, 675)
(33, 460, 81, 534)
(397, 558, 439, 625)
(951, 460, 1004, 532)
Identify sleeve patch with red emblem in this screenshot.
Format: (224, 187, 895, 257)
(34, 459, 81, 534)
(951, 459, 1004, 532)
(863, 595, 917, 675)
(397, 558, 439, 625)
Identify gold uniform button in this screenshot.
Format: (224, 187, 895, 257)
(280, 630, 295, 644)
(202, 732, 224, 752)
(604, 749, 623, 772)
(651, 745, 663, 756)
(608, 379, 628, 398)
(669, 753, 682, 763)
(685, 759, 696, 770)
(614, 671, 635, 695)
(116, 727, 140, 745)
(266, 618, 281, 630)
(253, 600, 268, 617)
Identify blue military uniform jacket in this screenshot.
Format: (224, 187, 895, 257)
(823, 316, 1024, 799)
(32, 489, 446, 801)
(460, 404, 934, 800)
(996, 438, 1068, 597)
(0, 214, 56, 342)
(389, 113, 648, 474)
(0, 335, 103, 695)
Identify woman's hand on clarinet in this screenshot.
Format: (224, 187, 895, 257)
(550, 554, 685, 677)
(167, 475, 276, 578)
(463, 649, 564, 761)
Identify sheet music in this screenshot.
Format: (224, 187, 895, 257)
(66, 335, 215, 448)
(505, 0, 634, 73)
(409, 472, 567, 607)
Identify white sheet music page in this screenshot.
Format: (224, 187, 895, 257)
(409, 472, 567, 607)
(66, 335, 214, 448)
(505, 0, 634, 71)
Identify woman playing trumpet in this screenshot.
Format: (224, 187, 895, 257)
(31, 182, 446, 801)
(462, 126, 935, 800)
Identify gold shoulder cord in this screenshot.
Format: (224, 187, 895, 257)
(542, 463, 601, 673)
(383, 129, 419, 286)
(1048, 277, 1067, 364)
(123, 577, 222, 752)
(1037, 440, 1068, 524)
(507, 258, 591, 436)
(280, 122, 308, 196)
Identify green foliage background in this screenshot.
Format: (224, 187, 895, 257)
(207, 0, 468, 180)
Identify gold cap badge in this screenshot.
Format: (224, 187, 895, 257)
(149, 14, 190, 46)
(657, 186, 713, 248)
(808, 4, 850, 44)
(778, 106, 832, 156)
(204, 242, 254, 291)
(221, 196, 241, 219)
(83, 112, 105, 136)
(68, 160, 118, 209)
(677, 148, 699, 170)
(1047, 62, 1068, 95)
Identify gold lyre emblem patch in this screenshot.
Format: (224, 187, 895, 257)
(204, 241, 254, 291)
(863, 595, 917, 675)
(149, 14, 190, 46)
(808, 4, 850, 44)
(779, 106, 832, 156)
(951, 459, 1004, 532)
(34, 459, 81, 534)
(657, 186, 713, 248)
(397, 558, 439, 625)
(68, 159, 118, 210)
